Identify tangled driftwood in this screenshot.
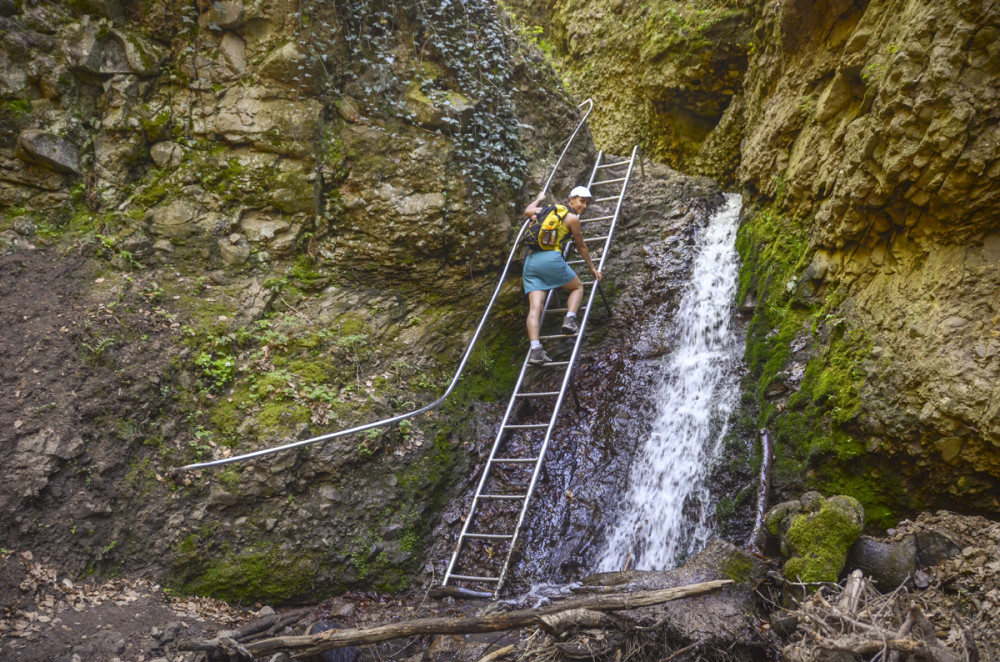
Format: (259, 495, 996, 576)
(179, 580, 731, 660)
(782, 569, 987, 662)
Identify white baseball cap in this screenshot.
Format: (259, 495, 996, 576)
(569, 186, 593, 199)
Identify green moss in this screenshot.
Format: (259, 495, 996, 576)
(782, 500, 863, 583)
(182, 546, 317, 604)
(124, 456, 158, 500)
(217, 467, 241, 491)
(723, 554, 755, 583)
(812, 466, 906, 529)
(2, 99, 31, 117)
(140, 108, 172, 140)
(208, 395, 243, 434)
(289, 255, 330, 292)
(258, 401, 311, 431)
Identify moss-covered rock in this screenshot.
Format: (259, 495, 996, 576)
(767, 492, 865, 583)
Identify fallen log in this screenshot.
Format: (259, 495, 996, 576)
(180, 579, 731, 660)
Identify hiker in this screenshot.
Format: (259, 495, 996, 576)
(522, 186, 602, 366)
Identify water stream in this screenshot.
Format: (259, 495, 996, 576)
(598, 193, 744, 571)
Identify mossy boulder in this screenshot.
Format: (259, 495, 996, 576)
(765, 491, 864, 583)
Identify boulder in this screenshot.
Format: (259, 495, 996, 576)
(765, 492, 865, 583)
(847, 535, 916, 589)
(583, 540, 769, 650)
(16, 130, 81, 175)
(914, 530, 962, 566)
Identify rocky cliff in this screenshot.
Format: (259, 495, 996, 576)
(522, 0, 1000, 524)
(0, 0, 600, 601)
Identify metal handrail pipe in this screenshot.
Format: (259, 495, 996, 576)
(173, 100, 596, 474)
(541, 98, 594, 199)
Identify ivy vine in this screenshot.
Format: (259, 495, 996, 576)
(297, 0, 528, 212)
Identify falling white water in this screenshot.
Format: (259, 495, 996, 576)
(599, 193, 743, 571)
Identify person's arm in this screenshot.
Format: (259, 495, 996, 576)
(523, 191, 547, 218)
(565, 214, 602, 282)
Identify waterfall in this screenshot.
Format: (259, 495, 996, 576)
(599, 193, 743, 571)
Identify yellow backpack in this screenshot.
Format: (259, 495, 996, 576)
(523, 204, 569, 251)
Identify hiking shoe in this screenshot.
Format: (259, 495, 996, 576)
(527, 346, 552, 366)
(561, 315, 580, 335)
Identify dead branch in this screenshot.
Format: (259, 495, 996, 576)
(181, 580, 731, 660)
(477, 644, 516, 662)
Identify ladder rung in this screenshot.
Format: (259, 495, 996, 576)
(596, 160, 630, 169)
(546, 307, 584, 314)
(480, 493, 528, 500)
(529, 360, 570, 367)
(594, 196, 619, 203)
(463, 533, 514, 540)
(492, 457, 539, 464)
(538, 333, 574, 340)
(581, 215, 614, 223)
(592, 177, 627, 186)
(503, 423, 548, 430)
(586, 235, 609, 242)
(449, 574, 501, 583)
(515, 391, 560, 397)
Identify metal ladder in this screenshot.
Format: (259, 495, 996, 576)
(442, 146, 640, 597)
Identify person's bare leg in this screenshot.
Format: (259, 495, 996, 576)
(526, 289, 547, 341)
(563, 277, 584, 314)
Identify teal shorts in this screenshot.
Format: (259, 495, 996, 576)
(523, 249, 577, 293)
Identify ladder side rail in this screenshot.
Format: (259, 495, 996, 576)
(443, 286, 559, 586)
(493, 147, 638, 595)
(590, 146, 638, 273)
(443, 344, 536, 586)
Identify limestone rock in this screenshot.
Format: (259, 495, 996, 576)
(403, 84, 474, 130)
(219, 33, 246, 74)
(147, 199, 198, 236)
(16, 428, 85, 460)
(259, 41, 324, 92)
(150, 141, 185, 168)
(16, 131, 80, 175)
(239, 210, 297, 254)
(211, 90, 322, 157)
(218, 233, 250, 265)
(63, 23, 166, 79)
(201, 1, 245, 30)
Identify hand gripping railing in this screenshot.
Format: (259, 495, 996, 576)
(173, 99, 595, 473)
